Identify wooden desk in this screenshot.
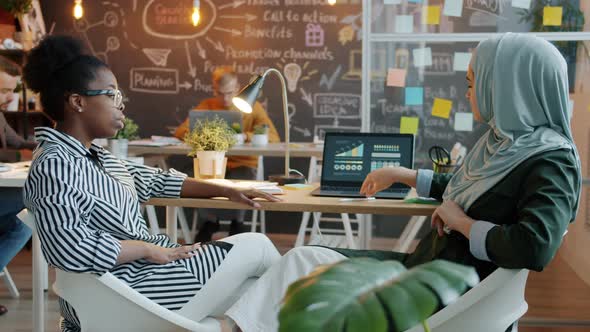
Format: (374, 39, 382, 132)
(128, 142, 324, 158)
(147, 185, 437, 243)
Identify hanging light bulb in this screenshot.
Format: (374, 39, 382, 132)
(191, 0, 201, 26)
(73, 0, 84, 20)
(328, 0, 336, 5)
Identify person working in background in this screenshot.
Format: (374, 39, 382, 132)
(175, 66, 280, 242)
(0, 56, 35, 316)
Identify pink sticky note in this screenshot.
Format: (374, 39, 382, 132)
(386, 68, 407, 87)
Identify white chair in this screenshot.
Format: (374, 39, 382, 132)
(53, 269, 221, 332)
(0, 268, 19, 298)
(404, 268, 529, 332)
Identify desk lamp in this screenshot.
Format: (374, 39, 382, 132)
(232, 68, 305, 185)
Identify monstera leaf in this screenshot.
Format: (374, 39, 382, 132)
(279, 258, 479, 332)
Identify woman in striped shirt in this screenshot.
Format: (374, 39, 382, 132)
(22, 35, 281, 332)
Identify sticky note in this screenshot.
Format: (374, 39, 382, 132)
(543, 7, 563, 26)
(413, 47, 432, 67)
(395, 15, 414, 33)
(512, 0, 531, 9)
(383, 0, 402, 4)
(400, 117, 419, 135)
(408, 0, 423, 3)
(453, 52, 472, 72)
(386, 68, 407, 87)
(443, 0, 463, 17)
(405, 87, 424, 106)
(454, 112, 473, 131)
(432, 98, 453, 119)
(422, 6, 441, 25)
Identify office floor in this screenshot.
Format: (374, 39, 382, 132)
(1, 233, 589, 332)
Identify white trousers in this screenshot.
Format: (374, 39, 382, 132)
(178, 232, 282, 321)
(226, 246, 347, 332)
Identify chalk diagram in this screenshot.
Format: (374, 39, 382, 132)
(71, 0, 361, 140)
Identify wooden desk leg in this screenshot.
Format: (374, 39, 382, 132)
(32, 230, 44, 332)
(166, 206, 178, 243)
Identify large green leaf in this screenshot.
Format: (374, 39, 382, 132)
(279, 258, 479, 332)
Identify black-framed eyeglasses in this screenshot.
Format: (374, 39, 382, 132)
(79, 89, 123, 108)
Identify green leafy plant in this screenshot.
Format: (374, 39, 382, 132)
(0, 0, 33, 18)
(231, 122, 242, 134)
(253, 124, 269, 135)
(112, 118, 139, 140)
(279, 259, 479, 332)
(185, 116, 236, 156)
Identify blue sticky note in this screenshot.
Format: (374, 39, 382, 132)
(408, 0, 423, 3)
(405, 87, 424, 106)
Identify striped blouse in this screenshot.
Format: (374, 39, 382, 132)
(24, 127, 232, 331)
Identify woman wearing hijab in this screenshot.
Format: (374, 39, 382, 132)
(223, 33, 582, 332)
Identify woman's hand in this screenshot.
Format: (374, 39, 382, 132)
(227, 188, 282, 208)
(144, 243, 201, 264)
(431, 200, 474, 238)
(360, 167, 417, 197)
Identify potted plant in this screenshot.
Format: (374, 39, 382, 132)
(0, 0, 33, 50)
(231, 122, 245, 145)
(109, 117, 139, 159)
(252, 124, 269, 146)
(184, 116, 236, 179)
(279, 259, 479, 332)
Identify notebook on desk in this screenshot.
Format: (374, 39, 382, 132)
(311, 132, 414, 199)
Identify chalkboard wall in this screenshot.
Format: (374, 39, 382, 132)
(41, 0, 363, 141)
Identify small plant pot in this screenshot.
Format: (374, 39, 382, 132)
(107, 139, 129, 159)
(194, 151, 227, 179)
(234, 134, 245, 145)
(251, 134, 268, 146)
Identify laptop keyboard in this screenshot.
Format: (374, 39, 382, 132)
(323, 186, 406, 193)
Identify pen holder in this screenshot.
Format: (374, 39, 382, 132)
(433, 162, 457, 174)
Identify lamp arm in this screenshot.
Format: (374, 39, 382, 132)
(263, 68, 290, 177)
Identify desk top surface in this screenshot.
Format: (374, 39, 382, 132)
(0, 161, 30, 187)
(128, 142, 323, 158)
(147, 185, 437, 216)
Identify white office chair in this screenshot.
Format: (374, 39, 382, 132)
(0, 268, 19, 298)
(53, 269, 221, 332)
(404, 268, 529, 332)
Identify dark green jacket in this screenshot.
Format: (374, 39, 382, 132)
(333, 149, 580, 279)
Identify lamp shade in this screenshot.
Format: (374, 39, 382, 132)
(232, 75, 265, 114)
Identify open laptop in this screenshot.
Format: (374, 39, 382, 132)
(311, 132, 414, 199)
(188, 110, 243, 131)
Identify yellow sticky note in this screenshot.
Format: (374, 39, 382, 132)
(400, 117, 419, 135)
(422, 6, 441, 25)
(543, 6, 563, 26)
(432, 98, 453, 119)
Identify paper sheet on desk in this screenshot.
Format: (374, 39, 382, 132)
(205, 179, 284, 194)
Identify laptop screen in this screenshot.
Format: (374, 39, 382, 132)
(321, 133, 414, 188)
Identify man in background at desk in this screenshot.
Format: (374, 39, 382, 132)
(0, 56, 35, 316)
(174, 66, 280, 242)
